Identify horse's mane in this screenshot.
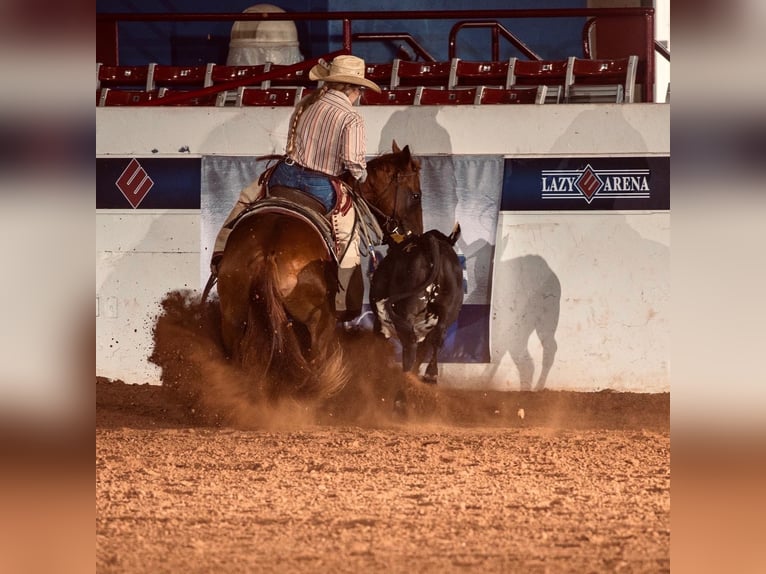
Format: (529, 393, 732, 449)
(366, 145, 419, 172)
(341, 148, 408, 186)
(366, 151, 398, 171)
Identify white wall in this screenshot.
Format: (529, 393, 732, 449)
(488, 211, 669, 392)
(96, 104, 669, 389)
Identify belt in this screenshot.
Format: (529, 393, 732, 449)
(283, 157, 340, 182)
(283, 156, 312, 171)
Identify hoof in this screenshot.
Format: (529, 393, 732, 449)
(420, 374, 437, 385)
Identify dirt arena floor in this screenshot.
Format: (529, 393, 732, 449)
(96, 292, 670, 573)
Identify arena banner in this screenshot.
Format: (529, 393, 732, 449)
(501, 156, 670, 211)
(201, 155, 504, 364)
(96, 157, 201, 209)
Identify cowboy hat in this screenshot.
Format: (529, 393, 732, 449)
(309, 55, 382, 93)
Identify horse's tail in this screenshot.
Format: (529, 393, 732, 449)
(242, 253, 349, 400)
(240, 253, 310, 386)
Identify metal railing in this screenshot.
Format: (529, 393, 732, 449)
(448, 20, 542, 62)
(352, 33, 436, 62)
(96, 8, 657, 103)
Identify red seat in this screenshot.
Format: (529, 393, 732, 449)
(359, 87, 418, 105)
(448, 58, 511, 89)
(509, 58, 568, 85)
(148, 64, 212, 91)
(476, 86, 546, 105)
(508, 58, 568, 103)
(98, 88, 162, 106)
(97, 64, 151, 90)
(364, 62, 395, 88)
(391, 59, 452, 88)
(564, 56, 638, 103)
(207, 64, 272, 106)
(415, 87, 478, 105)
(263, 63, 313, 87)
(98, 87, 218, 106)
(156, 88, 218, 106)
(209, 63, 270, 86)
(236, 87, 308, 106)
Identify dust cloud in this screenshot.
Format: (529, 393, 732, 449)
(148, 290, 450, 430)
(147, 290, 669, 432)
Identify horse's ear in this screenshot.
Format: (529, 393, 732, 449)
(392, 140, 401, 153)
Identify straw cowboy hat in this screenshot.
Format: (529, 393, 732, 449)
(309, 55, 382, 93)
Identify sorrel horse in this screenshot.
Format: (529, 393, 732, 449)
(215, 141, 423, 400)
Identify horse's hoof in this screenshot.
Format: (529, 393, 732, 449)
(420, 374, 437, 385)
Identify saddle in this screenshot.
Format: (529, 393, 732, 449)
(225, 195, 340, 265)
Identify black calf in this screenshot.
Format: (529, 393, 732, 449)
(370, 224, 464, 383)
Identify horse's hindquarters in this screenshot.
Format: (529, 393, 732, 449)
(217, 212, 348, 398)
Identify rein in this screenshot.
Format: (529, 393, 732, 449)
(363, 169, 419, 240)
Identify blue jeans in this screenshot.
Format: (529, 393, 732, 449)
(268, 161, 336, 212)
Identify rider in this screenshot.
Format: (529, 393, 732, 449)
(210, 54, 382, 321)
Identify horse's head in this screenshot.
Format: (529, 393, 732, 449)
(357, 140, 424, 239)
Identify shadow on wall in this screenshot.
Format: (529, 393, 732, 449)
(495, 252, 561, 391)
(490, 212, 670, 392)
(549, 106, 649, 156)
(376, 106, 452, 158)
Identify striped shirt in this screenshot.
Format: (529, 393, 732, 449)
(288, 89, 368, 181)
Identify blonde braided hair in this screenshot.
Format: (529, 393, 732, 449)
(285, 82, 358, 156)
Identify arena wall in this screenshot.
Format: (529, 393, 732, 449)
(96, 103, 669, 391)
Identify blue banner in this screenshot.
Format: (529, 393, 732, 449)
(502, 156, 670, 211)
(96, 157, 201, 209)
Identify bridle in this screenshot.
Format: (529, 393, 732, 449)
(363, 168, 421, 239)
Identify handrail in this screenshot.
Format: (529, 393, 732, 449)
(96, 8, 655, 23)
(97, 8, 657, 102)
(448, 20, 542, 61)
(655, 41, 670, 62)
(352, 33, 436, 62)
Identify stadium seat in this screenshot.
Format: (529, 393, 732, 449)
(262, 63, 313, 87)
(208, 63, 272, 105)
(476, 85, 546, 105)
(209, 63, 271, 86)
(359, 87, 418, 105)
(97, 63, 151, 91)
(507, 58, 568, 103)
(564, 55, 638, 103)
(447, 58, 512, 89)
(391, 59, 453, 88)
(414, 86, 479, 105)
(364, 62, 396, 88)
(236, 86, 307, 106)
(156, 88, 219, 106)
(147, 64, 213, 91)
(98, 88, 163, 106)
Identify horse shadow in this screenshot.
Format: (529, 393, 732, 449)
(490, 247, 562, 392)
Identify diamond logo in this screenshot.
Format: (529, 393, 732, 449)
(574, 164, 603, 203)
(115, 158, 154, 208)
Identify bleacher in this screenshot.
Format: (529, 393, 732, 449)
(96, 55, 639, 107)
